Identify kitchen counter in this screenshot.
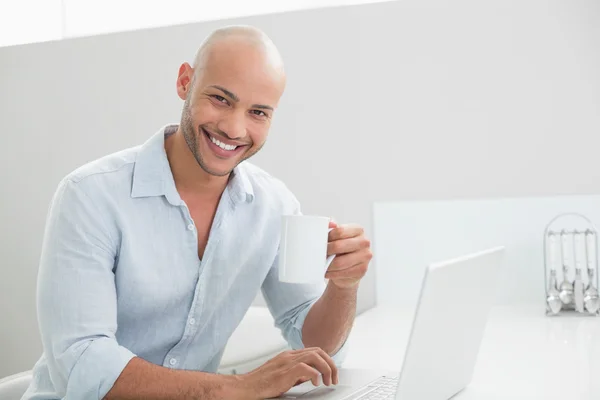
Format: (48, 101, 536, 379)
(341, 304, 600, 399)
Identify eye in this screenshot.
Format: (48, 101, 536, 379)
(251, 110, 268, 118)
(211, 95, 229, 105)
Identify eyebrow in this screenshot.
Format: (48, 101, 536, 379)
(209, 85, 274, 111)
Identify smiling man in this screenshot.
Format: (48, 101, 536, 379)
(22, 25, 372, 400)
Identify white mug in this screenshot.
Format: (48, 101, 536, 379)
(278, 215, 336, 284)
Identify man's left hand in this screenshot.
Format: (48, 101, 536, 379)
(325, 220, 372, 289)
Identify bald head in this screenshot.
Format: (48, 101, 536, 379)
(192, 25, 285, 81)
(174, 25, 287, 177)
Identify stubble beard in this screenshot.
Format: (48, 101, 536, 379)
(179, 94, 266, 177)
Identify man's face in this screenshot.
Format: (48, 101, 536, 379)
(178, 40, 285, 177)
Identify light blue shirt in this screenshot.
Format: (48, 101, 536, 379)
(23, 124, 347, 400)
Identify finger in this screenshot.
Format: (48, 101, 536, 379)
(294, 377, 310, 386)
(327, 249, 372, 273)
(298, 347, 338, 386)
(292, 363, 321, 387)
(328, 224, 364, 241)
(291, 347, 338, 385)
(312, 347, 338, 385)
(328, 219, 338, 229)
(297, 353, 333, 386)
(327, 236, 370, 256)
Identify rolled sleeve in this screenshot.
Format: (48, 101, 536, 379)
(284, 296, 349, 365)
(64, 338, 135, 398)
(36, 177, 135, 399)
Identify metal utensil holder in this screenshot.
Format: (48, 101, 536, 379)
(543, 212, 600, 316)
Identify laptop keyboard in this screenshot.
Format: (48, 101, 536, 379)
(344, 376, 398, 399)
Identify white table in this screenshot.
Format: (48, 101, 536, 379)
(342, 304, 600, 399)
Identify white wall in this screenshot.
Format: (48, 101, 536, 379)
(0, 0, 63, 47)
(0, 0, 390, 48)
(352, 0, 600, 203)
(1, 0, 600, 379)
(60, 0, 388, 38)
(373, 196, 600, 311)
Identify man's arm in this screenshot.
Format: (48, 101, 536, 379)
(301, 282, 357, 355)
(107, 348, 343, 400)
(36, 178, 247, 399)
(103, 357, 246, 400)
(301, 221, 372, 355)
(261, 201, 371, 362)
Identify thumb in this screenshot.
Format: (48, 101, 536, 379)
(328, 218, 338, 228)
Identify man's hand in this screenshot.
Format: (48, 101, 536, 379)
(325, 220, 372, 289)
(241, 347, 338, 399)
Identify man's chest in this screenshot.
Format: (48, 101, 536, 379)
(114, 201, 280, 316)
(187, 204, 217, 260)
(118, 193, 282, 271)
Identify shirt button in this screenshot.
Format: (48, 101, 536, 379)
(169, 358, 177, 366)
(189, 318, 196, 325)
(187, 223, 194, 231)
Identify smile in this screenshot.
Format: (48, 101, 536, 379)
(202, 128, 247, 158)
(207, 133, 238, 151)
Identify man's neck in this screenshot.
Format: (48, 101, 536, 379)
(165, 128, 230, 200)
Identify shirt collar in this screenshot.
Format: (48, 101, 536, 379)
(131, 124, 254, 205)
(228, 162, 255, 204)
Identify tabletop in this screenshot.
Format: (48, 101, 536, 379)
(341, 304, 600, 400)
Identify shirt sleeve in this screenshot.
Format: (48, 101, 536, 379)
(35, 177, 136, 399)
(260, 199, 349, 366)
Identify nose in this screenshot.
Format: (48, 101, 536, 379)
(216, 109, 247, 141)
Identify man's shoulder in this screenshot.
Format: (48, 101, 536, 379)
(64, 145, 141, 187)
(47, 145, 143, 220)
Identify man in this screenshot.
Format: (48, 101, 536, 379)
(23, 25, 372, 400)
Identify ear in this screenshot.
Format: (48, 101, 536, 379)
(176, 62, 194, 100)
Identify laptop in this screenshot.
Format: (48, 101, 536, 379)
(273, 246, 505, 400)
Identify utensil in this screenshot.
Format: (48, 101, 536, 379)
(558, 230, 574, 306)
(583, 269, 600, 314)
(584, 269, 600, 314)
(584, 230, 600, 314)
(547, 270, 562, 314)
(573, 269, 585, 313)
(573, 232, 585, 312)
(546, 232, 562, 314)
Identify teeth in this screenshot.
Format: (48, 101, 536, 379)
(209, 135, 238, 151)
